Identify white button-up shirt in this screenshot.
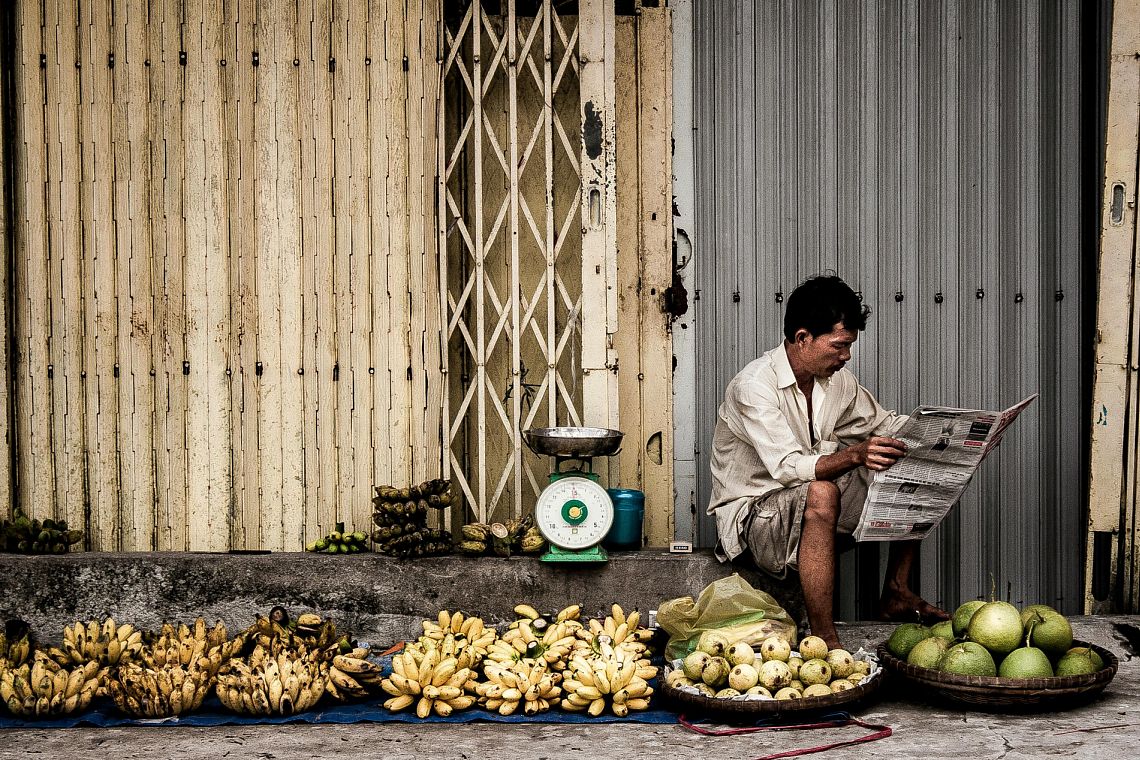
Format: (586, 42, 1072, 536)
(707, 342, 904, 560)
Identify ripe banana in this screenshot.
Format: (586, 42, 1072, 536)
(416, 615, 495, 671)
(380, 649, 475, 717)
(476, 660, 561, 716)
(560, 646, 655, 717)
(0, 632, 31, 668)
(216, 644, 327, 716)
(105, 660, 212, 718)
(0, 652, 104, 717)
(53, 619, 142, 668)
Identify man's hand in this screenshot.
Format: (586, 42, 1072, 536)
(852, 436, 907, 471)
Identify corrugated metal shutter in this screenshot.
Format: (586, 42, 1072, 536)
(692, 1, 1087, 615)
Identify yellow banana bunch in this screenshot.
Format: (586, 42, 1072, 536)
(555, 604, 582, 623)
(493, 620, 540, 662)
(577, 605, 655, 664)
(140, 620, 232, 680)
(51, 618, 142, 668)
(325, 649, 385, 702)
(105, 661, 213, 717)
(416, 613, 496, 670)
(0, 651, 103, 717)
(379, 648, 477, 717)
(0, 631, 31, 668)
(215, 644, 326, 716)
(560, 643, 656, 717)
(244, 613, 344, 658)
(243, 615, 294, 650)
(507, 603, 580, 632)
(537, 620, 583, 671)
(476, 660, 562, 716)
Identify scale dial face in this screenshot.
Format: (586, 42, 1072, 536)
(535, 476, 613, 550)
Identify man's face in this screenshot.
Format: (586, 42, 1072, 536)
(795, 322, 858, 377)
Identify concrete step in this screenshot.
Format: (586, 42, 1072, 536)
(0, 549, 804, 646)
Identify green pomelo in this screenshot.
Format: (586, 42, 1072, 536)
(1055, 650, 1099, 677)
(998, 647, 1054, 679)
(967, 601, 1024, 656)
(1019, 604, 1058, 627)
(940, 642, 997, 677)
(1027, 611, 1073, 658)
(1065, 646, 1104, 671)
(886, 623, 931, 659)
(930, 620, 955, 641)
(951, 600, 987, 638)
(907, 636, 950, 669)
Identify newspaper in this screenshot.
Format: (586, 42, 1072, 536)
(852, 394, 1038, 541)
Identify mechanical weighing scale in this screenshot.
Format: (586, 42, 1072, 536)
(522, 427, 624, 563)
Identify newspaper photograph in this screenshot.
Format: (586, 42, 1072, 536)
(853, 394, 1038, 541)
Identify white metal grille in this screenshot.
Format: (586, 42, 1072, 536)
(439, 1, 615, 524)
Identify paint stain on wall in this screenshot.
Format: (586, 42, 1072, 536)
(583, 101, 603, 160)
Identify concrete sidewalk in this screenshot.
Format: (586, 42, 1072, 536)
(2, 617, 1137, 760)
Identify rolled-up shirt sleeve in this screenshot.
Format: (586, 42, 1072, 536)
(722, 381, 820, 488)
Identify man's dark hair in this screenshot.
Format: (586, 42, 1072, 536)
(783, 274, 871, 341)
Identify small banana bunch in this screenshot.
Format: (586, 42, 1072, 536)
(483, 604, 579, 666)
(486, 620, 538, 665)
(416, 610, 496, 670)
(216, 644, 327, 715)
(49, 618, 142, 668)
(455, 522, 492, 555)
(561, 642, 657, 717)
(0, 627, 32, 669)
(305, 522, 369, 554)
(142, 619, 240, 675)
(0, 508, 84, 554)
(105, 660, 214, 717)
(325, 650, 386, 701)
(0, 651, 103, 717)
(456, 518, 545, 556)
(476, 660, 562, 716)
(245, 612, 346, 659)
(533, 620, 583, 671)
(581, 604, 655, 656)
(379, 648, 477, 717)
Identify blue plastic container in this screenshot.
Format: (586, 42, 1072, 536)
(604, 488, 645, 549)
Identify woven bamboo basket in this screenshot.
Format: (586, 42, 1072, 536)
(876, 639, 1118, 710)
(659, 666, 885, 717)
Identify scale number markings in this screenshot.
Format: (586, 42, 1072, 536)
(535, 476, 614, 550)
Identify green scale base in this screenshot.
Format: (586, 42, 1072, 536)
(540, 544, 609, 563)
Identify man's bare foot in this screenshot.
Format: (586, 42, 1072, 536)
(876, 590, 949, 625)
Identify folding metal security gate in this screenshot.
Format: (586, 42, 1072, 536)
(437, 0, 618, 525)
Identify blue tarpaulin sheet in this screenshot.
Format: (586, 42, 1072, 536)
(0, 696, 681, 728)
(0, 651, 681, 728)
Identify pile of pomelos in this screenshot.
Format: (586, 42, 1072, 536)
(666, 630, 875, 701)
(886, 600, 1105, 679)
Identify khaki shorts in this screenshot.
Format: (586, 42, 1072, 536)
(743, 470, 870, 579)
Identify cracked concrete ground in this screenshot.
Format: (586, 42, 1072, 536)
(2, 617, 1136, 760)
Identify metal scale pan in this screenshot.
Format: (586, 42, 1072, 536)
(522, 427, 624, 459)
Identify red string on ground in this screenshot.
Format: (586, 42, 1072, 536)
(677, 713, 893, 760)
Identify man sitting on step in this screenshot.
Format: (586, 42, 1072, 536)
(706, 274, 949, 648)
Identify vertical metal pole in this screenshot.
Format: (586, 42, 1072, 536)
(472, 0, 486, 515)
(578, 0, 618, 431)
(508, 2, 522, 516)
(671, 0, 697, 544)
(437, 0, 450, 488)
(544, 1, 556, 426)
(0, 0, 14, 517)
